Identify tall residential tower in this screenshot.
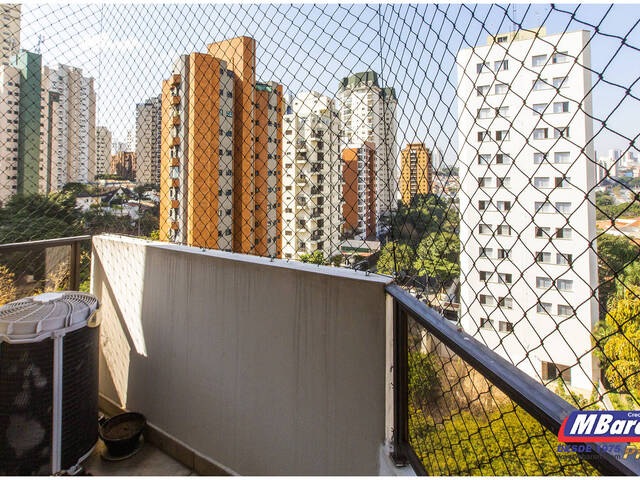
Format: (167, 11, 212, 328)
(456, 28, 598, 391)
(135, 95, 161, 185)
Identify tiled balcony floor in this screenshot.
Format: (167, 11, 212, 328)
(82, 439, 196, 476)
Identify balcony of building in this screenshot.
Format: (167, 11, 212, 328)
(1, 235, 638, 476)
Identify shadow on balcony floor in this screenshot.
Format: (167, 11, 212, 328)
(82, 439, 196, 476)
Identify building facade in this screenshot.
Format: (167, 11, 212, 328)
(456, 28, 598, 392)
(281, 91, 342, 261)
(46, 64, 96, 188)
(337, 71, 397, 236)
(159, 36, 282, 256)
(342, 142, 376, 239)
(135, 95, 161, 185)
(95, 126, 112, 177)
(110, 151, 136, 181)
(0, 4, 20, 67)
(400, 143, 432, 204)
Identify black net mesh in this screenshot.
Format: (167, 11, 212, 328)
(0, 3, 639, 474)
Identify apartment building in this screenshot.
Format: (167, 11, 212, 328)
(337, 71, 398, 236)
(456, 28, 598, 391)
(110, 151, 136, 181)
(159, 36, 282, 256)
(0, 63, 19, 203)
(400, 143, 432, 204)
(281, 91, 342, 261)
(135, 95, 161, 185)
(0, 4, 20, 67)
(95, 126, 112, 177)
(46, 64, 96, 188)
(342, 142, 376, 239)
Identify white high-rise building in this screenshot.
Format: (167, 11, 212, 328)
(0, 64, 19, 203)
(95, 126, 112, 177)
(456, 28, 598, 392)
(135, 95, 161, 185)
(337, 71, 397, 236)
(46, 64, 96, 188)
(126, 128, 136, 153)
(282, 91, 342, 260)
(0, 4, 20, 67)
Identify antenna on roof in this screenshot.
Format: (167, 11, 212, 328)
(512, 4, 517, 32)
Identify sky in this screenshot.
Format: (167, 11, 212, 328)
(18, 3, 640, 168)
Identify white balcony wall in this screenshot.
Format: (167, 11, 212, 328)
(91, 234, 391, 475)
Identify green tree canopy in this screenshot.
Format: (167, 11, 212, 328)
(377, 241, 415, 275)
(413, 232, 460, 286)
(299, 250, 327, 265)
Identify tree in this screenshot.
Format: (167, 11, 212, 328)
(413, 232, 460, 287)
(0, 265, 16, 306)
(597, 234, 640, 310)
(377, 241, 415, 275)
(299, 250, 327, 265)
(391, 194, 458, 242)
(595, 286, 640, 398)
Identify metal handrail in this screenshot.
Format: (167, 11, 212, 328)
(386, 283, 640, 476)
(0, 236, 91, 290)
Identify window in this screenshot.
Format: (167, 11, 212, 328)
(557, 253, 573, 266)
(477, 62, 489, 73)
(497, 224, 512, 236)
(478, 224, 492, 234)
(495, 153, 511, 164)
(557, 304, 572, 316)
(495, 130, 509, 141)
(479, 271, 492, 282)
(534, 177, 550, 188)
(478, 108, 492, 119)
(554, 152, 570, 164)
(553, 76, 567, 88)
(496, 201, 511, 212)
(477, 85, 490, 96)
(499, 297, 513, 309)
(537, 301, 552, 314)
(495, 83, 508, 95)
(494, 60, 508, 71)
(552, 51, 569, 64)
(478, 154, 491, 164)
(479, 177, 491, 188)
(533, 152, 545, 164)
(480, 294, 494, 306)
(553, 102, 569, 113)
(537, 277, 552, 289)
(542, 361, 571, 383)
(478, 131, 490, 142)
(556, 227, 572, 239)
(169, 166, 180, 179)
(535, 201, 552, 213)
(557, 279, 573, 291)
(553, 127, 569, 139)
(478, 200, 489, 211)
(533, 79, 548, 91)
(533, 128, 549, 140)
(532, 54, 547, 67)
(499, 321, 513, 333)
(555, 176, 571, 187)
(555, 202, 571, 214)
(480, 318, 494, 330)
(496, 35, 508, 43)
(496, 106, 509, 118)
(532, 103, 547, 115)
(498, 273, 512, 284)
(479, 247, 493, 258)
(497, 248, 510, 259)
(496, 177, 510, 188)
(536, 251, 552, 263)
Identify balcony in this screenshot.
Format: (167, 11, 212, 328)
(171, 95, 180, 105)
(0, 234, 636, 476)
(172, 115, 180, 126)
(170, 73, 181, 85)
(295, 175, 308, 186)
(171, 136, 180, 146)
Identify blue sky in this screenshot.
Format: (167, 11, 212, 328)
(19, 3, 640, 167)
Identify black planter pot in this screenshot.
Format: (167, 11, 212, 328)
(98, 412, 146, 458)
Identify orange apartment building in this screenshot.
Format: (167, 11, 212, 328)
(342, 142, 376, 239)
(400, 143, 432, 204)
(159, 36, 283, 256)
